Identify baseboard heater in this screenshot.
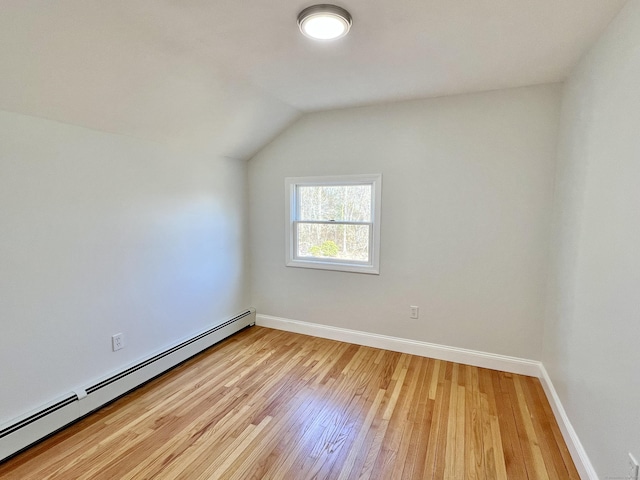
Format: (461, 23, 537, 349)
(0, 308, 256, 463)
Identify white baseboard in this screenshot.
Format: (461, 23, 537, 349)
(539, 365, 598, 480)
(256, 313, 595, 480)
(256, 314, 541, 377)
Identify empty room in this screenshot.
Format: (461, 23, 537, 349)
(1, 0, 639, 478)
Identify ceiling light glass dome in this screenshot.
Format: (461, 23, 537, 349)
(297, 5, 352, 40)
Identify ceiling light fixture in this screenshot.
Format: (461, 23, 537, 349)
(297, 4, 352, 40)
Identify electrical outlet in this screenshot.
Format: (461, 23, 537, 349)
(112, 333, 124, 352)
(629, 453, 639, 480)
(410, 306, 419, 319)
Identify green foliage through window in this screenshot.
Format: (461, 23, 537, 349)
(309, 240, 339, 257)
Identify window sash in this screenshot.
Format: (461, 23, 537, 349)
(294, 183, 374, 223)
(292, 220, 374, 265)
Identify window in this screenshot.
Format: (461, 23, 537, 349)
(285, 174, 381, 274)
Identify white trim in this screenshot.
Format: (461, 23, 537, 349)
(256, 313, 597, 479)
(285, 174, 382, 275)
(256, 314, 541, 377)
(538, 365, 599, 480)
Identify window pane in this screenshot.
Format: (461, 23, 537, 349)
(298, 185, 372, 222)
(297, 223, 370, 262)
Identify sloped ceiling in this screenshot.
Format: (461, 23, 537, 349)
(0, 0, 627, 159)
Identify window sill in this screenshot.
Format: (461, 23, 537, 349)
(286, 258, 379, 275)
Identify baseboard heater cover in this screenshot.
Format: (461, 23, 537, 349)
(0, 308, 256, 462)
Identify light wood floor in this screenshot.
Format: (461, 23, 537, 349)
(0, 326, 579, 479)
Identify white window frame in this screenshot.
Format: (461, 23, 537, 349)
(285, 174, 382, 274)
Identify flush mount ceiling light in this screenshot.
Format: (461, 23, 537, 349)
(297, 4, 352, 40)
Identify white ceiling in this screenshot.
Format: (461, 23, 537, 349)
(0, 0, 627, 159)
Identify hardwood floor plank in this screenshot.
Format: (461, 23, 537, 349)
(356, 359, 408, 480)
(416, 360, 446, 478)
(468, 365, 486, 480)
(429, 360, 452, 479)
(335, 388, 386, 480)
(516, 375, 553, 479)
(376, 356, 422, 480)
(269, 347, 379, 479)
(494, 372, 530, 479)
(521, 376, 572, 480)
(529, 377, 581, 479)
(0, 327, 579, 480)
(479, 367, 508, 479)
(443, 363, 460, 479)
(399, 357, 433, 480)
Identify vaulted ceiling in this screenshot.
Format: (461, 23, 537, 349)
(0, 0, 627, 159)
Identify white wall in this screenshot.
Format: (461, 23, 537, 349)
(0, 110, 249, 425)
(543, 0, 640, 476)
(249, 84, 562, 360)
